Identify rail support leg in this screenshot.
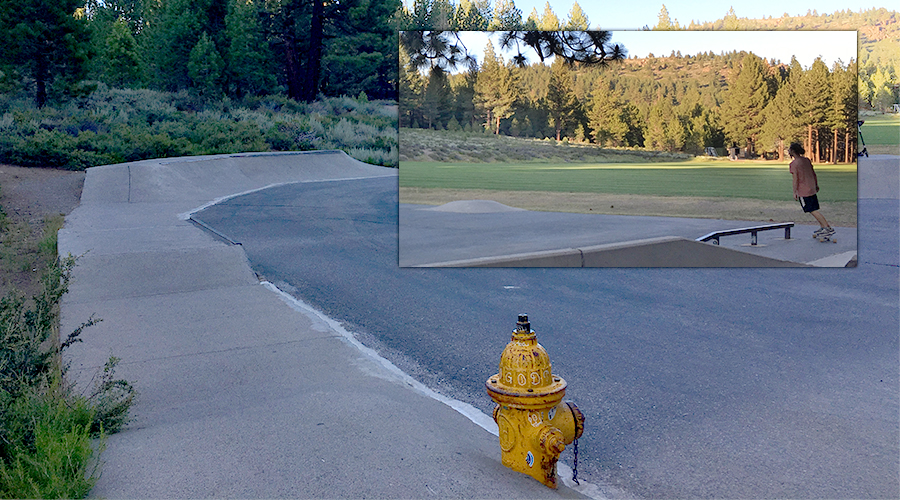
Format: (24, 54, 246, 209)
(751, 231, 758, 246)
(785, 227, 791, 240)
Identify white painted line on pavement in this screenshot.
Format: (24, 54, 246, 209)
(260, 280, 499, 435)
(260, 280, 612, 500)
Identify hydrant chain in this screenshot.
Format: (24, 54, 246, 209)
(572, 437, 579, 485)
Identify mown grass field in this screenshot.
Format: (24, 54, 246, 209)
(860, 113, 900, 150)
(400, 160, 858, 202)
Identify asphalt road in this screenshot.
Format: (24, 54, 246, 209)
(194, 175, 899, 499)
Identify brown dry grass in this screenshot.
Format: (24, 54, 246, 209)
(864, 144, 899, 155)
(400, 187, 858, 227)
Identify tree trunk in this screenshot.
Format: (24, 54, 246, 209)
(284, 40, 303, 101)
(813, 128, 820, 163)
(806, 124, 813, 160)
(832, 128, 838, 164)
(35, 56, 48, 108)
(302, 0, 324, 103)
(845, 131, 851, 163)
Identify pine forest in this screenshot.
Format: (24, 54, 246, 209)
(399, 2, 900, 163)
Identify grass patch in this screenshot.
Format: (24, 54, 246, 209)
(0, 386, 102, 499)
(859, 114, 900, 147)
(400, 160, 858, 202)
(399, 128, 692, 164)
(0, 208, 134, 498)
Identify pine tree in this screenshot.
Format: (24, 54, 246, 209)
(795, 57, 831, 162)
(187, 31, 225, 98)
(431, 0, 454, 30)
(538, 2, 560, 30)
(760, 80, 801, 160)
(564, 2, 590, 30)
(103, 18, 144, 88)
(546, 58, 580, 141)
(646, 95, 685, 152)
(587, 80, 628, 146)
(655, 5, 679, 30)
(488, 0, 523, 30)
(451, 69, 479, 129)
(724, 7, 740, 30)
(871, 67, 896, 112)
(399, 50, 426, 128)
(322, 0, 399, 100)
(525, 8, 540, 30)
(827, 61, 857, 162)
(0, 0, 90, 106)
(142, 0, 204, 91)
(453, 0, 489, 30)
(473, 43, 518, 134)
(422, 68, 452, 129)
(225, 0, 275, 97)
(721, 53, 772, 156)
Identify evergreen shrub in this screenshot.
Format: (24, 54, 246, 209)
(0, 88, 398, 169)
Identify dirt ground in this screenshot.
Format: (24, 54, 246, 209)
(399, 187, 858, 227)
(0, 164, 85, 297)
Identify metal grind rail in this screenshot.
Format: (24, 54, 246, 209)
(697, 222, 794, 246)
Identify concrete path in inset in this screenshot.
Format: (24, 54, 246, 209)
(399, 206, 856, 268)
(59, 151, 604, 499)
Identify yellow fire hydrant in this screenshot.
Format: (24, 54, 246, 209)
(486, 314, 585, 488)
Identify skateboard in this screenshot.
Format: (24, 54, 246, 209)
(813, 228, 837, 243)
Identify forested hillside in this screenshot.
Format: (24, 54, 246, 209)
(399, 3, 896, 162)
(677, 6, 899, 112)
(402, 47, 858, 162)
(399, 2, 898, 114)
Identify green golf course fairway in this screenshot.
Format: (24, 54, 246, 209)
(860, 114, 900, 146)
(400, 160, 858, 202)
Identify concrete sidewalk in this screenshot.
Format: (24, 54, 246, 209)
(59, 152, 601, 499)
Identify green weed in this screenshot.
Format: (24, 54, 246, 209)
(0, 389, 103, 499)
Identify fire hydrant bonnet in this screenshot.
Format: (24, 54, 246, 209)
(486, 316, 567, 408)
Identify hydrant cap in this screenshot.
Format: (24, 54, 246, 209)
(486, 315, 567, 405)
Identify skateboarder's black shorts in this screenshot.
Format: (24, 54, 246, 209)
(799, 194, 820, 213)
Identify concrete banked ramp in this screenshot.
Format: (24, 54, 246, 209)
(418, 236, 806, 267)
(59, 152, 594, 499)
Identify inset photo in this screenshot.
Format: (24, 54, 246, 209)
(398, 30, 859, 267)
